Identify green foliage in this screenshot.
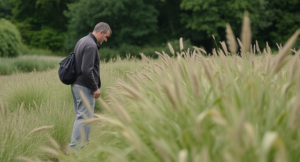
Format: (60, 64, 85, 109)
(0, 56, 59, 75)
(0, 0, 12, 19)
(267, 0, 300, 46)
(0, 19, 22, 57)
(180, 0, 268, 40)
(65, 0, 159, 51)
(10, 0, 75, 51)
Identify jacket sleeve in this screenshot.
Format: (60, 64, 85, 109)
(81, 46, 98, 92)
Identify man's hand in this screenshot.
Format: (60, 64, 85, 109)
(94, 90, 101, 99)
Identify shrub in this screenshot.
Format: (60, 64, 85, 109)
(0, 19, 22, 57)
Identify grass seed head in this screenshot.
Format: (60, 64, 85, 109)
(226, 23, 237, 53)
(180, 37, 184, 51)
(168, 43, 175, 55)
(241, 11, 252, 53)
(29, 125, 53, 135)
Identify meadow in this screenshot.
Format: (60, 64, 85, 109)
(1, 14, 300, 162)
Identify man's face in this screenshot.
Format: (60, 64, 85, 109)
(97, 30, 110, 45)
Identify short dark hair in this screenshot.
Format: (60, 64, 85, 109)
(93, 22, 112, 35)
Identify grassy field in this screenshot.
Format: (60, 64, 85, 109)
(1, 14, 300, 162)
(0, 55, 62, 75)
(0, 57, 146, 162)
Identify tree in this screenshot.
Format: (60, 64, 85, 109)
(0, 0, 13, 19)
(64, 0, 159, 51)
(266, 0, 300, 48)
(180, 0, 273, 49)
(0, 19, 22, 57)
(10, 0, 75, 51)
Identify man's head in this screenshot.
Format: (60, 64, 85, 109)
(92, 22, 112, 45)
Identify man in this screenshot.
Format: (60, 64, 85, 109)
(69, 22, 111, 150)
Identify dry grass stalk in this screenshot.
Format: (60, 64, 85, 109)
(80, 127, 87, 146)
(139, 53, 149, 63)
(226, 23, 237, 53)
(155, 63, 164, 70)
(200, 57, 214, 83)
(237, 38, 244, 58)
(290, 50, 300, 78)
(193, 46, 207, 55)
(98, 98, 112, 114)
(219, 50, 231, 75)
(276, 43, 281, 51)
(168, 43, 175, 55)
(47, 135, 60, 150)
(212, 48, 218, 58)
(173, 72, 183, 101)
(250, 44, 253, 54)
(253, 45, 256, 55)
(244, 123, 255, 146)
(235, 112, 245, 147)
(155, 51, 164, 58)
(161, 81, 176, 109)
(266, 42, 271, 54)
(112, 102, 132, 123)
(200, 147, 211, 162)
(1, 138, 7, 156)
(119, 82, 141, 100)
(199, 48, 207, 54)
(16, 157, 35, 162)
(290, 49, 297, 54)
(178, 150, 188, 162)
(190, 69, 201, 97)
(220, 41, 229, 55)
(263, 48, 267, 55)
(241, 11, 252, 53)
(290, 91, 300, 129)
(94, 114, 126, 129)
(151, 138, 171, 162)
(256, 40, 261, 54)
(217, 73, 223, 90)
(273, 29, 300, 74)
(29, 125, 53, 135)
(180, 37, 184, 51)
(125, 71, 134, 74)
(40, 147, 59, 157)
(0, 100, 2, 113)
(134, 72, 146, 85)
(140, 72, 153, 81)
(161, 58, 170, 67)
(126, 74, 141, 91)
(162, 51, 173, 66)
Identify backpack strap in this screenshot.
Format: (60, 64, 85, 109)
(71, 52, 82, 77)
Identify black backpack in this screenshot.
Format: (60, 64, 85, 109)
(58, 52, 82, 85)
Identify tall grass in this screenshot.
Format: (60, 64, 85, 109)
(0, 56, 61, 75)
(0, 57, 145, 161)
(37, 14, 300, 162)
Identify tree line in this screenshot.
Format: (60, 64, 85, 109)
(1, 0, 299, 54)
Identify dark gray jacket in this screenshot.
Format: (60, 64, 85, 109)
(74, 33, 101, 92)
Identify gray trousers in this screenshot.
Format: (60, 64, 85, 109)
(70, 84, 95, 150)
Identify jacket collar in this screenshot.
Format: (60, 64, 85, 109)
(89, 32, 101, 50)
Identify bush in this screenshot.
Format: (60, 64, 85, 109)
(0, 19, 22, 57)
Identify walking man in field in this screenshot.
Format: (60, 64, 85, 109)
(69, 22, 111, 150)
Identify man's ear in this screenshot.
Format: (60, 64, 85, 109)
(99, 30, 104, 35)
